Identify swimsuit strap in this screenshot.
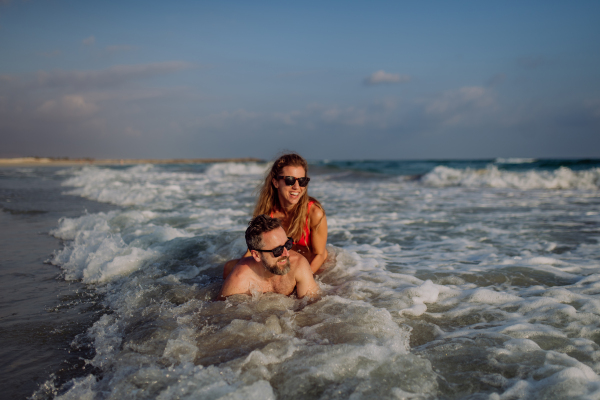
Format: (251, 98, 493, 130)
(298, 200, 314, 246)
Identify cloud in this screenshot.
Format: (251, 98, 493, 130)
(0, 62, 194, 94)
(192, 98, 403, 134)
(0, 61, 198, 158)
(0, 61, 193, 90)
(364, 70, 411, 85)
(36, 95, 97, 119)
(423, 86, 496, 126)
(82, 36, 96, 46)
(189, 85, 501, 144)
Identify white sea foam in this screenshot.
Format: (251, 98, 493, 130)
(62, 162, 268, 208)
(205, 161, 269, 177)
(421, 165, 600, 189)
(37, 162, 600, 399)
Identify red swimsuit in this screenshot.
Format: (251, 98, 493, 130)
(271, 200, 315, 247)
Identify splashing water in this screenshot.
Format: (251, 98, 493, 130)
(26, 160, 600, 399)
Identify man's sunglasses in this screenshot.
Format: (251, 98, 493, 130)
(253, 237, 293, 257)
(278, 176, 310, 187)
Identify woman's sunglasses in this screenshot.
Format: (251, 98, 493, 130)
(278, 176, 310, 187)
(253, 237, 293, 257)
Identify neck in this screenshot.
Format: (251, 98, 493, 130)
(277, 194, 296, 215)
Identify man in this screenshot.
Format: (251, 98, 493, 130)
(218, 215, 320, 300)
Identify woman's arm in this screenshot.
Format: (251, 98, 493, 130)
(308, 206, 328, 274)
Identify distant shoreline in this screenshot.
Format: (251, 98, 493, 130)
(0, 157, 264, 167)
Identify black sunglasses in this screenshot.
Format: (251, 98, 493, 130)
(253, 237, 293, 257)
(278, 176, 310, 187)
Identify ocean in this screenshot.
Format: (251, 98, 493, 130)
(1, 159, 600, 399)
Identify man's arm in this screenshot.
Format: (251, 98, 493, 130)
(295, 256, 320, 299)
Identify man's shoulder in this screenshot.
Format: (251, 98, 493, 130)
(218, 257, 258, 299)
(288, 251, 311, 273)
(230, 257, 257, 279)
(288, 250, 306, 263)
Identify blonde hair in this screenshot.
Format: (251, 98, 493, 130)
(253, 153, 323, 243)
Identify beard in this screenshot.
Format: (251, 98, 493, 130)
(262, 256, 291, 275)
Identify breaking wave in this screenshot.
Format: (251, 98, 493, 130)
(421, 165, 600, 190)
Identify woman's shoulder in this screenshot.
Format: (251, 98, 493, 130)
(308, 196, 323, 209)
(308, 197, 325, 222)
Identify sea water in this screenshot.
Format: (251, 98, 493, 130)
(0, 167, 117, 399)
(4, 159, 600, 399)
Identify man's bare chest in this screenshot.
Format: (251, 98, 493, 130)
(248, 275, 295, 296)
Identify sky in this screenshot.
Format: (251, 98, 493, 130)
(1, 0, 599, 160)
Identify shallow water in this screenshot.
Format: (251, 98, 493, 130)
(4, 160, 600, 399)
(0, 168, 117, 400)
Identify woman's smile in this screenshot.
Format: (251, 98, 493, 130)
(276, 165, 306, 206)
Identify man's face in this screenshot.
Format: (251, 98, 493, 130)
(259, 227, 291, 275)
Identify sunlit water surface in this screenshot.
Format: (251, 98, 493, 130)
(11, 160, 600, 399)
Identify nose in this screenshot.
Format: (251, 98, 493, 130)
(282, 246, 290, 257)
(292, 179, 300, 190)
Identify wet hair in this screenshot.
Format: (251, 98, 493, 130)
(245, 214, 282, 251)
(253, 153, 323, 243)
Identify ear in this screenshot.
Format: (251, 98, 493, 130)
(272, 177, 279, 189)
(250, 249, 262, 263)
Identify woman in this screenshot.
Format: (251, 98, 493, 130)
(224, 153, 328, 278)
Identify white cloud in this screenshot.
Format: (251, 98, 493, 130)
(27, 61, 194, 89)
(36, 95, 97, 119)
(364, 70, 411, 85)
(190, 86, 501, 138)
(0, 62, 194, 93)
(193, 99, 402, 132)
(425, 86, 492, 112)
(82, 36, 96, 46)
(124, 127, 142, 137)
(420, 86, 497, 128)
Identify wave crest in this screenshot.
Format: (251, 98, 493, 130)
(205, 162, 268, 177)
(421, 166, 600, 189)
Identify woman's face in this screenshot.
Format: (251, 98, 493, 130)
(272, 165, 306, 207)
